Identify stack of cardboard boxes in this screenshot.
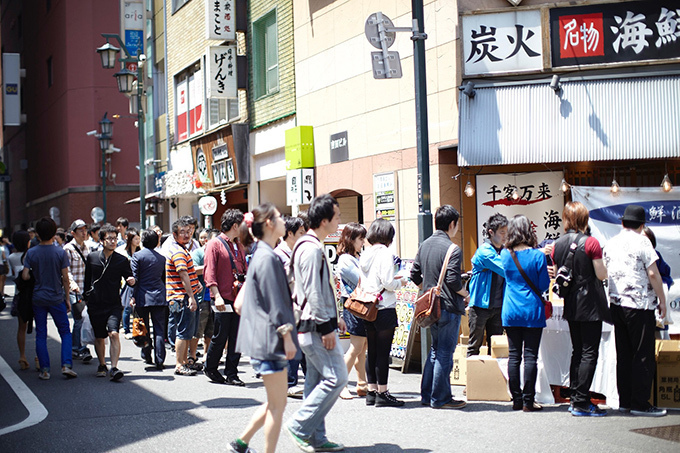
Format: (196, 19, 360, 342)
(654, 340, 680, 409)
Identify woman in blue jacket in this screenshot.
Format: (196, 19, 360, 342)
(501, 215, 550, 412)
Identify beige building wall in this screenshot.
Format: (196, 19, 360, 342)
(294, 0, 462, 259)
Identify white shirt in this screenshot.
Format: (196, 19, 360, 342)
(603, 229, 659, 311)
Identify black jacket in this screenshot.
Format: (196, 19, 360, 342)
(410, 230, 465, 315)
(553, 232, 611, 323)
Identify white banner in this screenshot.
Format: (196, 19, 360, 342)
(206, 0, 236, 41)
(207, 46, 238, 99)
(476, 171, 565, 244)
(462, 10, 543, 76)
(572, 186, 680, 333)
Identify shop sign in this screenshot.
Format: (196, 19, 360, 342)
(550, 2, 680, 68)
(374, 172, 396, 221)
(198, 196, 218, 216)
(462, 10, 543, 76)
(122, 0, 145, 72)
(476, 171, 565, 244)
(286, 168, 314, 206)
(164, 170, 194, 197)
(205, 0, 236, 41)
(212, 143, 229, 162)
(330, 131, 348, 163)
(212, 158, 236, 186)
(154, 171, 166, 192)
(206, 45, 238, 99)
(196, 148, 209, 181)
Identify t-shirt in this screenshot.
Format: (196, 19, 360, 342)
(166, 243, 200, 301)
(603, 229, 658, 311)
(84, 250, 133, 311)
(8, 252, 24, 280)
(551, 235, 603, 261)
(23, 244, 70, 306)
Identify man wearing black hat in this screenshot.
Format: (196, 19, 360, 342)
(603, 204, 667, 417)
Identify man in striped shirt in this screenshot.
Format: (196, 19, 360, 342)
(166, 218, 203, 376)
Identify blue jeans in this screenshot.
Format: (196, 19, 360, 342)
(69, 293, 86, 353)
(34, 302, 73, 371)
(122, 304, 132, 334)
(421, 310, 461, 407)
(287, 331, 348, 447)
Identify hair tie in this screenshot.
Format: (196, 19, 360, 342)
(244, 212, 254, 228)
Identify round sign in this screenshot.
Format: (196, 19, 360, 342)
(198, 196, 218, 216)
(365, 13, 396, 50)
(91, 207, 105, 223)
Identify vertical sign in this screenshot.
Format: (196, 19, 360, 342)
(287, 169, 315, 206)
(176, 78, 188, 142)
(206, 0, 236, 41)
(188, 69, 203, 137)
(122, 0, 145, 71)
(330, 131, 349, 163)
(374, 172, 396, 221)
(207, 46, 238, 99)
(2, 53, 21, 126)
(476, 171, 565, 244)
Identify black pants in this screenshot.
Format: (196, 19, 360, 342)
(364, 308, 397, 386)
(611, 304, 656, 411)
(568, 320, 602, 409)
(205, 311, 241, 378)
(137, 305, 167, 366)
(467, 306, 503, 357)
(506, 326, 542, 406)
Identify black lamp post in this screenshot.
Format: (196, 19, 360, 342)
(96, 34, 147, 228)
(97, 113, 114, 223)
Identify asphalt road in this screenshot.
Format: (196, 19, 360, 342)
(0, 282, 678, 453)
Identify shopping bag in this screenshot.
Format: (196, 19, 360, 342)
(81, 306, 95, 346)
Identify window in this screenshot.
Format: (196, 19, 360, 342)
(253, 10, 278, 99)
(47, 56, 53, 87)
(207, 98, 239, 129)
(175, 65, 203, 142)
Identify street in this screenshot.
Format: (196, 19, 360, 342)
(0, 283, 678, 452)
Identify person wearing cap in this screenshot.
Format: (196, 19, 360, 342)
(603, 204, 667, 417)
(63, 219, 93, 363)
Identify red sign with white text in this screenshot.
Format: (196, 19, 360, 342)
(559, 13, 604, 59)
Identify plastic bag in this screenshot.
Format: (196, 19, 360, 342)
(81, 306, 95, 346)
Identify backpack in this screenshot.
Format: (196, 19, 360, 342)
(552, 234, 586, 299)
(287, 234, 325, 325)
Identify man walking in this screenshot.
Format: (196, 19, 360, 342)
(131, 229, 168, 370)
(203, 209, 247, 385)
(84, 224, 136, 381)
(63, 219, 93, 363)
(603, 205, 667, 417)
(411, 205, 469, 409)
(286, 194, 348, 453)
(467, 213, 508, 357)
(166, 218, 203, 376)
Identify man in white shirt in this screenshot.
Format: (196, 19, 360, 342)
(603, 204, 667, 417)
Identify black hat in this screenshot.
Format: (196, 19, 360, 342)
(621, 205, 646, 223)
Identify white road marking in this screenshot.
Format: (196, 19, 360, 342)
(0, 353, 48, 436)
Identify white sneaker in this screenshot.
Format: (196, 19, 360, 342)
(631, 406, 667, 417)
(39, 370, 50, 380)
(62, 366, 78, 379)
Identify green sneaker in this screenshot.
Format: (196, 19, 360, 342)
(315, 441, 344, 452)
(286, 426, 314, 453)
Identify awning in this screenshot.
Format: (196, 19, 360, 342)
(124, 191, 163, 204)
(458, 73, 680, 166)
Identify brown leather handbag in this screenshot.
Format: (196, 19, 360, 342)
(344, 287, 385, 322)
(413, 244, 456, 328)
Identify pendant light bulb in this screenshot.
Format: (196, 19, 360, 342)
(464, 180, 475, 197)
(610, 179, 620, 194)
(511, 186, 520, 201)
(560, 178, 570, 194)
(661, 174, 672, 192)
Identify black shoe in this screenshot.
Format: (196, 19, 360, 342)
(366, 390, 377, 406)
(187, 357, 203, 371)
(96, 365, 108, 377)
(205, 369, 226, 384)
(434, 399, 466, 409)
(225, 376, 246, 387)
(155, 363, 164, 371)
(81, 349, 93, 363)
(375, 391, 405, 407)
(110, 367, 124, 382)
(512, 400, 523, 411)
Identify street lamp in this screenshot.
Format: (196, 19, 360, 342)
(95, 112, 114, 223)
(96, 33, 147, 228)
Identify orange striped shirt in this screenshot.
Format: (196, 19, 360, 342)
(166, 244, 200, 301)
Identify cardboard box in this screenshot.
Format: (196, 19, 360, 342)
(655, 340, 680, 409)
(460, 312, 470, 337)
(459, 335, 469, 345)
(450, 344, 488, 386)
(466, 356, 511, 401)
(490, 335, 509, 359)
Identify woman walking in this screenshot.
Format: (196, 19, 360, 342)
(118, 228, 141, 339)
(336, 222, 368, 399)
(9, 230, 33, 370)
(501, 215, 550, 412)
(552, 202, 610, 416)
(359, 219, 404, 407)
(230, 203, 299, 453)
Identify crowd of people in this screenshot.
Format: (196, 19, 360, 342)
(1, 195, 673, 452)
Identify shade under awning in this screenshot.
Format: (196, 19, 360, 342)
(124, 191, 163, 204)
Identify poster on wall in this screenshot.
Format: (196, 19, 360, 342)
(572, 186, 680, 333)
(374, 172, 396, 221)
(476, 171, 566, 244)
(188, 70, 204, 136)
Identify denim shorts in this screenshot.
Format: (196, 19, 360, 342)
(250, 359, 288, 376)
(175, 297, 200, 340)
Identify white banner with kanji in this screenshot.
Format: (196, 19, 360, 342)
(572, 186, 680, 333)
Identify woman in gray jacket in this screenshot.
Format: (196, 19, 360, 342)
(230, 203, 300, 453)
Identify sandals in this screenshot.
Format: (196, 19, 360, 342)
(340, 387, 354, 400)
(35, 357, 40, 371)
(18, 358, 30, 370)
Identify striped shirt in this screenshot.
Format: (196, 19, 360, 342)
(166, 243, 200, 301)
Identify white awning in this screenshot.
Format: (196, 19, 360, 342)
(124, 191, 163, 204)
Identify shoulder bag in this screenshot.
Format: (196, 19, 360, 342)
(344, 285, 384, 322)
(413, 244, 456, 328)
(217, 236, 246, 300)
(509, 250, 552, 320)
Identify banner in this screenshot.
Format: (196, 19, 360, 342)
(572, 186, 680, 333)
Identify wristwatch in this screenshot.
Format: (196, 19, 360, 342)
(276, 323, 294, 337)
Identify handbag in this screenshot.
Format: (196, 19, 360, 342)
(344, 287, 385, 322)
(413, 244, 456, 328)
(131, 307, 149, 348)
(509, 250, 552, 320)
(80, 307, 95, 346)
